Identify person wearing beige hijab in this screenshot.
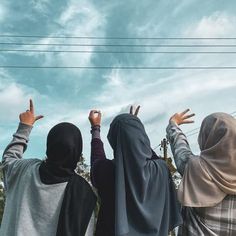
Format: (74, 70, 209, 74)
(167, 109, 236, 236)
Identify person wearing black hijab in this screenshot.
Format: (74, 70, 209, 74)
(39, 122, 97, 236)
(0, 99, 96, 236)
(89, 106, 182, 236)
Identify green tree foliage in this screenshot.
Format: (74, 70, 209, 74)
(76, 155, 90, 181)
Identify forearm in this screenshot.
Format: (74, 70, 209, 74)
(90, 125, 106, 167)
(2, 123, 32, 164)
(166, 121, 193, 175)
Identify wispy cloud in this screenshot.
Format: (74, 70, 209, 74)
(184, 12, 236, 37)
(1, 2, 236, 160)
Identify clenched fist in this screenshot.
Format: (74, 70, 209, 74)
(88, 110, 101, 126)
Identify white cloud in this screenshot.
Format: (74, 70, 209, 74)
(0, 70, 47, 123)
(7, 0, 107, 74)
(184, 12, 236, 37)
(0, 1, 7, 23)
(56, 0, 106, 70)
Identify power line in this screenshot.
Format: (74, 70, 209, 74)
(2, 42, 236, 47)
(185, 111, 236, 137)
(185, 127, 200, 135)
(186, 131, 199, 137)
(2, 66, 236, 69)
(1, 35, 236, 40)
(2, 49, 236, 54)
(153, 144, 161, 151)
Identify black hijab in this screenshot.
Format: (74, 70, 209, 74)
(108, 114, 182, 236)
(39, 122, 97, 236)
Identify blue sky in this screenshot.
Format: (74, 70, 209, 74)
(0, 0, 236, 162)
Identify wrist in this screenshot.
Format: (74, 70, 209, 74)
(91, 126, 101, 139)
(169, 119, 179, 127)
(91, 125, 101, 133)
(170, 118, 178, 125)
(91, 123, 101, 127)
(20, 121, 34, 126)
(91, 124, 101, 128)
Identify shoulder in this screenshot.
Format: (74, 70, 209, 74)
(187, 156, 201, 168)
(9, 158, 42, 169)
(4, 159, 43, 190)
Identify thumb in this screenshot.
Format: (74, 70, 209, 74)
(35, 115, 44, 122)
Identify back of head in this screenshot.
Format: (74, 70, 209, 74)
(107, 113, 152, 159)
(46, 122, 83, 170)
(198, 112, 236, 152)
(197, 112, 236, 192)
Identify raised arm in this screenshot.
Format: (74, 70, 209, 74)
(166, 109, 195, 176)
(2, 99, 43, 188)
(88, 110, 106, 168)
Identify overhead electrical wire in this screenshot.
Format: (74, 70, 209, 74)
(1, 35, 236, 40)
(2, 49, 236, 54)
(2, 36, 236, 70)
(2, 66, 236, 69)
(2, 34, 235, 152)
(185, 111, 236, 137)
(2, 42, 236, 47)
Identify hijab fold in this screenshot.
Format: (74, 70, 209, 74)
(178, 113, 236, 207)
(39, 122, 97, 236)
(108, 114, 182, 236)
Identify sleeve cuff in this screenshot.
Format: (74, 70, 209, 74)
(166, 120, 180, 142)
(166, 120, 178, 133)
(91, 126, 101, 139)
(14, 123, 33, 141)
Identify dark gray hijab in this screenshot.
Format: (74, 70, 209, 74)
(108, 114, 182, 236)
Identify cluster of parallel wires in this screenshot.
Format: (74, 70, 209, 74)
(1, 34, 236, 69)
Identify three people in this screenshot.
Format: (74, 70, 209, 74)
(0, 100, 96, 236)
(167, 109, 236, 235)
(89, 107, 182, 236)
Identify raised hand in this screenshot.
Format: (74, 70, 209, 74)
(170, 109, 195, 126)
(19, 99, 44, 126)
(88, 110, 102, 126)
(130, 105, 141, 117)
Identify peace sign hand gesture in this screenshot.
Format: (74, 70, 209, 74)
(170, 109, 195, 126)
(19, 99, 44, 126)
(130, 105, 141, 117)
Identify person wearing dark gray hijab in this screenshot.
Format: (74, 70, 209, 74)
(90, 106, 182, 236)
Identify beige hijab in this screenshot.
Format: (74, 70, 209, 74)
(178, 112, 236, 207)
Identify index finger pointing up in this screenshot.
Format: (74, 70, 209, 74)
(30, 99, 34, 113)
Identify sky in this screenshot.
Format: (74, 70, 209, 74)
(0, 0, 236, 162)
